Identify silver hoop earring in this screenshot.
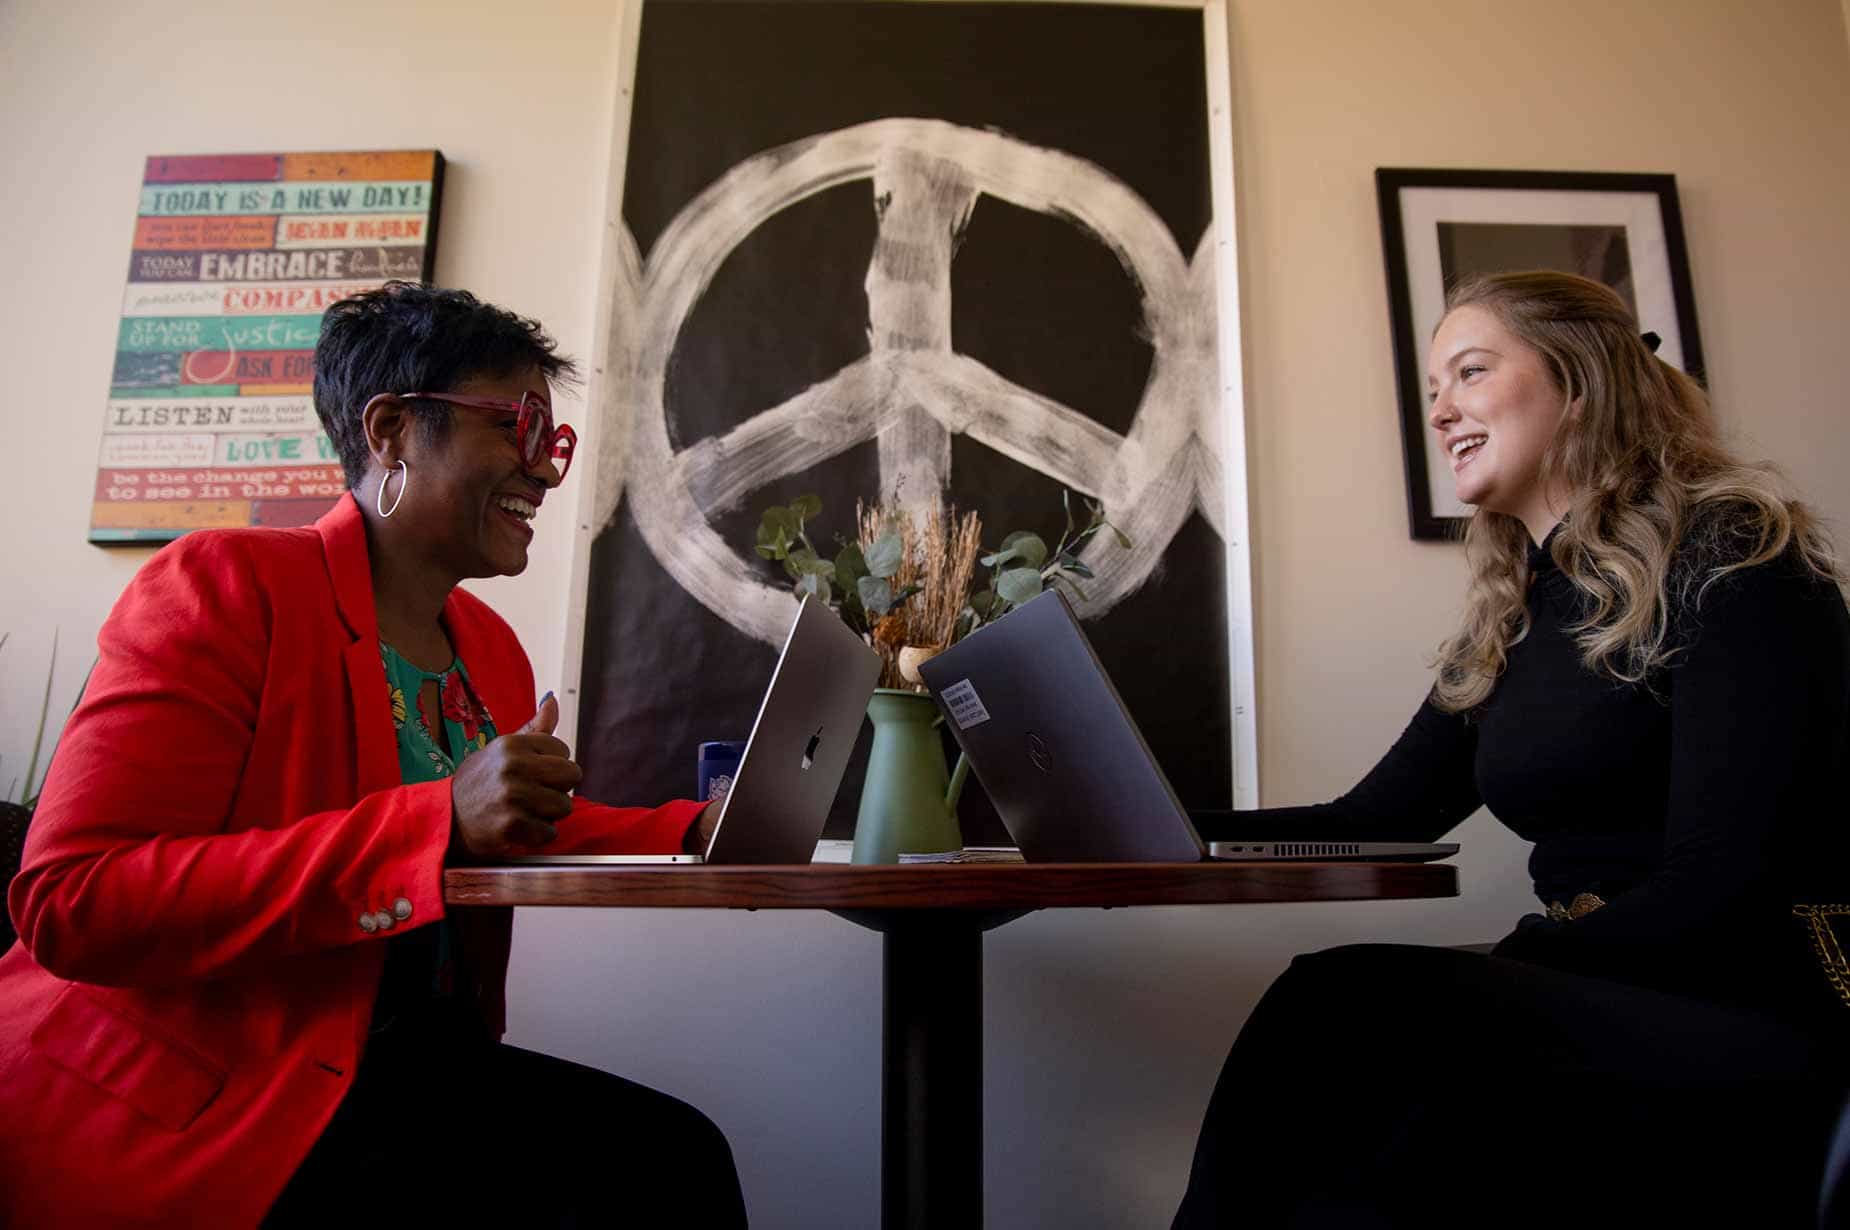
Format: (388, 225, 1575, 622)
(377, 460, 408, 518)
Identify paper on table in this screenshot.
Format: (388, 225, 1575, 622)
(896, 847, 1025, 864)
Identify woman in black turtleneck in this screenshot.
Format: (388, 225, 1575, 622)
(1172, 271, 1849, 1229)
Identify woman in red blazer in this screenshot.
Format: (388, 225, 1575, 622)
(0, 284, 748, 1227)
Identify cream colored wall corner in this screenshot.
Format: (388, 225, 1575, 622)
(1229, 0, 1850, 814)
(0, 0, 620, 791)
(3, 2, 1848, 1227)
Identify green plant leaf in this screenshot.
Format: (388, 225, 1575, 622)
(997, 566, 1042, 607)
(758, 505, 796, 538)
(864, 532, 903, 579)
(1112, 525, 1133, 549)
(999, 530, 1047, 570)
(981, 537, 1039, 569)
(838, 575, 868, 630)
(969, 588, 1000, 617)
(858, 575, 893, 616)
(790, 493, 823, 523)
(1060, 560, 1096, 579)
(21, 629, 57, 806)
(22, 657, 95, 811)
(755, 520, 793, 560)
(835, 542, 867, 587)
(1061, 489, 1076, 543)
(787, 548, 834, 579)
(796, 573, 832, 604)
(890, 583, 922, 608)
(70, 659, 95, 713)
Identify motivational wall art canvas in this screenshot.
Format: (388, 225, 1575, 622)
(92, 149, 443, 543)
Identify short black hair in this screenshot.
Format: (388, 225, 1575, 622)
(313, 281, 577, 488)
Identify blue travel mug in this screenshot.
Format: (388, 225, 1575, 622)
(697, 740, 747, 803)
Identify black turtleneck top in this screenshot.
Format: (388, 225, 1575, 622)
(1217, 521, 1850, 1026)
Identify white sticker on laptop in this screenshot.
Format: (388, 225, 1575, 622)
(939, 678, 991, 730)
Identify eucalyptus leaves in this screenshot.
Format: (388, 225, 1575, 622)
(754, 495, 917, 637)
(961, 491, 1132, 638)
(753, 490, 1132, 661)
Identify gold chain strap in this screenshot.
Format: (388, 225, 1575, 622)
(1792, 904, 1850, 1011)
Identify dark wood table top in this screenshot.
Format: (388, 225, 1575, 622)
(443, 860, 1458, 911)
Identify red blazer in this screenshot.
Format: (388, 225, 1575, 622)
(0, 494, 701, 1228)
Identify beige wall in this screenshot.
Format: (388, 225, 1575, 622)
(1232, 0, 1850, 808)
(3, 2, 1847, 1226)
(0, 0, 625, 764)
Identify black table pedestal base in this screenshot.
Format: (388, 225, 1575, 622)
(836, 908, 1030, 1230)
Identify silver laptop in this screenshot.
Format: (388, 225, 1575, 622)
(510, 595, 881, 865)
(917, 591, 1456, 864)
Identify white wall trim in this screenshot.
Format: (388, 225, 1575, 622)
(1201, 0, 1260, 808)
(554, 0, 645, 744)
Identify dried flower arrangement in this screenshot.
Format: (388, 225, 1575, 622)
(856, 502, 982, 689)
(752, 491, 1133, 690)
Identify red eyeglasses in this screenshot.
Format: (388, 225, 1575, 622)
(399, 390, 578, 480)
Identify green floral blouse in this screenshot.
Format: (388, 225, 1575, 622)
(375, 641, 498, 1030)
(380, 642, 497, 782)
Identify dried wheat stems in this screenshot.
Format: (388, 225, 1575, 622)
(857, 501, 983, 689)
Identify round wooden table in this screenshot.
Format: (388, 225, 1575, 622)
(446, 860, 1458, 1230)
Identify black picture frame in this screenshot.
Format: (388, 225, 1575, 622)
(1376, 168, 1705, 541)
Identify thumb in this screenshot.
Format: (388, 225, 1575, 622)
(521, 691, 559, 736)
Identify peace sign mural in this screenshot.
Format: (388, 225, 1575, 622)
(604, 117, 1223, 644)
(577, 2, 1239, 836)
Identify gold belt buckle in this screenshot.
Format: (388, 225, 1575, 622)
(1546, 892, 1608, 922)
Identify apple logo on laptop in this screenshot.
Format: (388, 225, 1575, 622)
(801, 726, 822, 770)
(1027, 732, 1052, 774)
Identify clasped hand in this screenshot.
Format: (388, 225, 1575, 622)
(449, 694, 581, 858)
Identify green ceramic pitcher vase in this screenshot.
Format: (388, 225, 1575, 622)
(851, 688, 970, 864)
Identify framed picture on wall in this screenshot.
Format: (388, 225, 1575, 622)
(1376, 168, 1705, 541)
(92, 149, 443, 544)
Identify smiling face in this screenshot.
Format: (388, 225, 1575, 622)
(397, 363, 561, 580)
(1427, 304, 1575, 543)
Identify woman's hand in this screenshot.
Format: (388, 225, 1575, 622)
(684, 798, 722, 855)
(449, 693, 583, 859)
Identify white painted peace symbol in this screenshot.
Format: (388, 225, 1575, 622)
(599, 118, 1224, 646)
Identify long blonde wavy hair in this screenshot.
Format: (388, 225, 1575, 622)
(1431, 270, 1839, 712)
